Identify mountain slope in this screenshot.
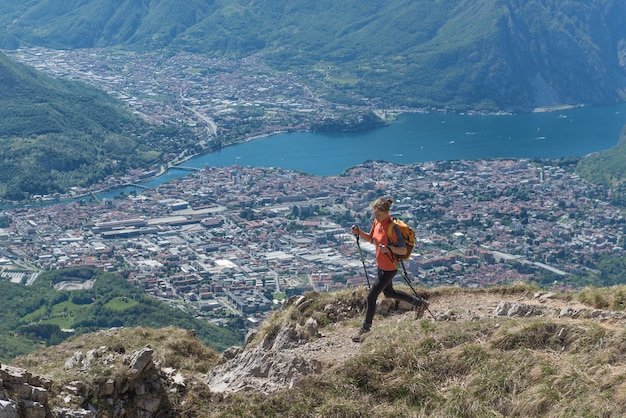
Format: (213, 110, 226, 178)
(0, 0, 624, 111)
(0, 51, 164, 200)
(8, 284, 626, 417)
(0, 51, 140, 137)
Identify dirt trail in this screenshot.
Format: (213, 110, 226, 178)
(294, 289, 619, 371)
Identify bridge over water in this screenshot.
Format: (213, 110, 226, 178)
(175, 166, 201, 171)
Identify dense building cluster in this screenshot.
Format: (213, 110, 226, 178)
(1, 158, 623, 326)
(5, 48, 349, 150)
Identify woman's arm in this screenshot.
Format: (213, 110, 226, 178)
(387, 225, 407, 256)
(351, 225, 373, 242)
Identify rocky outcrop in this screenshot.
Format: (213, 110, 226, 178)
(494, 301, 551, 318)
(492, 292, 626, 322)
(204, 292, 424, 395)
(57, 346, 176, 418)
(0, 363, 52, 418)
(205, 311, 323, 394)
(1, 345, 189, 418)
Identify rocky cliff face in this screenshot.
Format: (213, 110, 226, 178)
(205, 296, 329, 395)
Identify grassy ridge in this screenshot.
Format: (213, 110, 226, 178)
(11, 285, 626, 417)
(190, 286, 626, 417)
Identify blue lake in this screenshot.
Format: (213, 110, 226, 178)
(182, 103, 626, 177)
(92, 103, 626, 200)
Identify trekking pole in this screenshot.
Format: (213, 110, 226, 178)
(355, 234, 371, 289)
(385, 252, 436, 320)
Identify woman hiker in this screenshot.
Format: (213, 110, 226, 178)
(350, 197, 427, 343)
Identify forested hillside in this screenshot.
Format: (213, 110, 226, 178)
(1, 0, 625, 201)
(0, 52, 156, 200)
(0, 0, 624, 111)
(0, 267, 244, 362)
(0, 51, 198, 201)
(576, 134, 626, 206)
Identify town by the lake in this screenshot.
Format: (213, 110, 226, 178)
(0, 157, 622, 326)
(0, 48, 624, 328)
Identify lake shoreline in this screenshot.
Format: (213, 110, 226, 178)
(1, 102, 622, 207)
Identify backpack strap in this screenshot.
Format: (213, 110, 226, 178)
(386, 223, 396, 246)
(386, 221, 405, 247)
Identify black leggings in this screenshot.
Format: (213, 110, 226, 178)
(363, 268, 416, 329)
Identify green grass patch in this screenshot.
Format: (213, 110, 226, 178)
(21, 305, 47, 322)
(40, 316, 73, 329)
(104, 296, 140, 311)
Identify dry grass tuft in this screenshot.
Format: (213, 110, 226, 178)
(576, 285, 626, 311)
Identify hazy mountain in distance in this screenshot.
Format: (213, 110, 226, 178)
(0, 0, 625, 111)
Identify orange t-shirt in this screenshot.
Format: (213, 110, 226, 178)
(370, 216, 404, 271)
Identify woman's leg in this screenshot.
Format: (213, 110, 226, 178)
(362, 269, 397, 329)
(382, 275, 427, 308)
(382, 281, 416, 305)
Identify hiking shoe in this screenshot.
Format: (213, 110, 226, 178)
(412, 297, 429, 319)
(411, 297, 428, 309)
(351, 327, 370, 343)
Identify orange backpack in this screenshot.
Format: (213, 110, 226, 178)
(387, 218, 415, 260)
